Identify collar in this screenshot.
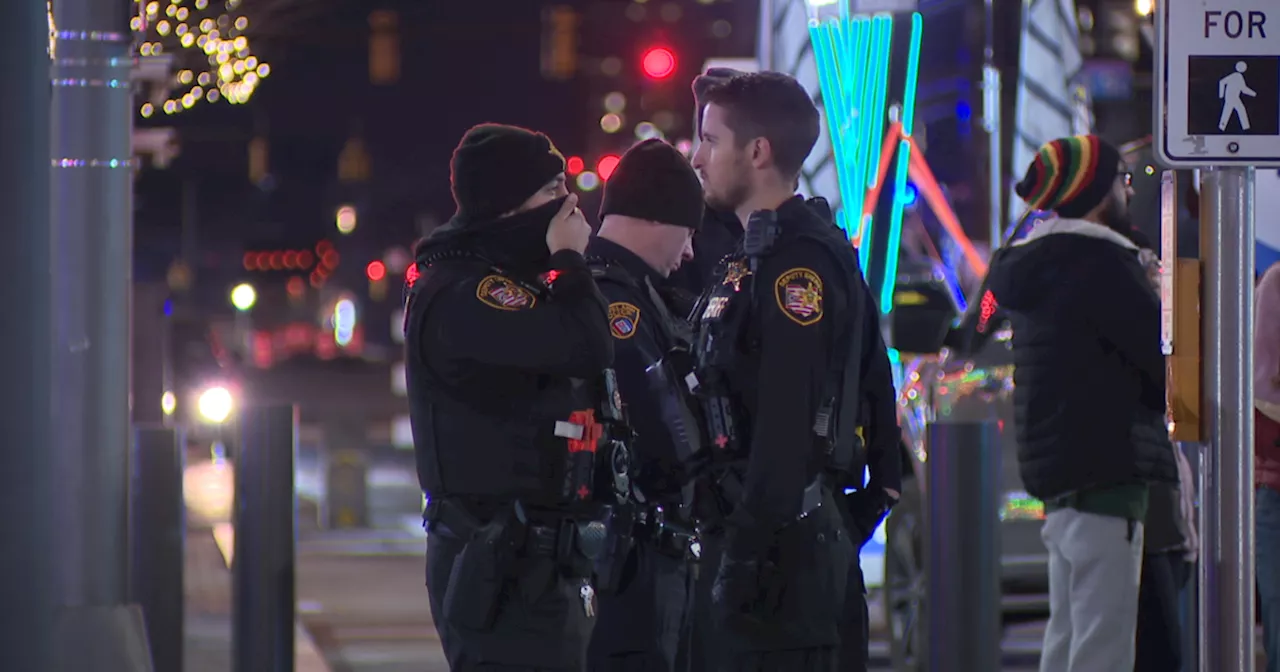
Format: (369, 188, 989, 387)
(774, 194, 812, 219)
(585, 236, 666, 286)
(1014, 216, 1139, 251)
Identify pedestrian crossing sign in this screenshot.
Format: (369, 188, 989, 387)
(1156, 0, 1280, 166)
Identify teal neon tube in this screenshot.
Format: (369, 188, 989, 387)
(879, 12, 924, 312)
(857, 16, 893, 272)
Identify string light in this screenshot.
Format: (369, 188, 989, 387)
(48, 2, 56, 58)
(132, 0, 271, 118)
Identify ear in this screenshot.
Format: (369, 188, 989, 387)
(748, 137, 772, 170)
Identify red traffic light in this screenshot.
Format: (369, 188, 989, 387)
(366, 260, 387, 282)
(642, 47, 676, 80)
(597, 155, 621, 180)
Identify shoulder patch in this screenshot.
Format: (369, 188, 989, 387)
(476, 275, 537, 311)
(608, 302, 641, 339)
(773, 267, 824, 326)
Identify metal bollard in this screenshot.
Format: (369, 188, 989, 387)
(232, 404, 298, 672)
(924, 420, 1002, 672)
(129, 425, 185, 672)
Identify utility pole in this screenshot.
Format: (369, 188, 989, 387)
(0, 1, 55, 669)
(50, 1, 151, 667)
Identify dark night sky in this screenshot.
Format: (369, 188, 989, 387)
(135, 0, 754, 292)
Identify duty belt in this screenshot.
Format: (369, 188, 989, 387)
(424, 497, 607, 561)
(635, 504, 699, 561)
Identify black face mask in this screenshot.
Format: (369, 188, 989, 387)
(426, 195, 569, 274)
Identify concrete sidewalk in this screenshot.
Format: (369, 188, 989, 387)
(185, 524, 330, 672)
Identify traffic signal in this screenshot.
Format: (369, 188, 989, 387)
(641, 46, 677, 80)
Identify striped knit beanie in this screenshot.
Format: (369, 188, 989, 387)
(1015, 135, 1121, 218)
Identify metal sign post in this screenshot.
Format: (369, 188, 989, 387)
(1155, 1, 1268, 669)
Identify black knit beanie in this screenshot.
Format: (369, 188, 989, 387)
(1014, 135, 1122, 218)
(449, 123, 566, 223)
(599, 139, 704, 231)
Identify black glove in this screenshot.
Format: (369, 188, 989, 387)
(711, 553, 782, 627)
(843, 489, 893, 547)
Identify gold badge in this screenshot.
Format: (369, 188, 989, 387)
(608, 302, 641, 340)
(774, 268, 824, 326)
(721, 261, 752, 291)
(476, 275, 536, 311)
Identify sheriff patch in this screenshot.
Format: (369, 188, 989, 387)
(476, 275, 536, 311)
(608, 302, 641, 339)
(774, 268, 823, 326)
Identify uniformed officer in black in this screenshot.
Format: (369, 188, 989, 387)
(669, 67, 748, 299)
(684, 71, 899, 671)
(404, 123, 615, 671)
(801, 197, 903, 672)
(581, 138, 706, 671)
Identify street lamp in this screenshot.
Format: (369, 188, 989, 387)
(197, 386, 235, 424)
(231, 283, 257, 311)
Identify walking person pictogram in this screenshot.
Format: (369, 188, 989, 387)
(1219, 61, 1257, 131)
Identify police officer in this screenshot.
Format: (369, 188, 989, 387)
(683, 71, 898, 670)
(803, 197, 903, 671)
(404, 123, 620, 671)
(581, 138, 706, 671)
(669, 67, 748, 298)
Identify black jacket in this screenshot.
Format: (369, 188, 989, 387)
(403, 197, 614, 506)
(986, 218, 1177, 501)
(667, 206, 743, 298)
(585, 236, 691, 502)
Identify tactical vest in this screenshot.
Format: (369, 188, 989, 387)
(586, 259, 693, 352)
(403, 252, 618, 510)
(690, 207, 870, 481)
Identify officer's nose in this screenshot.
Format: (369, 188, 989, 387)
(682, 238, 695, 262)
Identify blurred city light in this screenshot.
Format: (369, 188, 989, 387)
(197, 386, 235, 424)
(366, 260, 387, 282)
(336, 204, 358, 234)
(230, 283, 257, 311)
(604, 91, 627, 113)
(576, 171, 601, 191)
(600, 113, 623, 133)
(597, 155, 621, 180)
(634, 121, 662, 140)
(566, 156, 585, 175)
(334, 299, 357, 346)
(161, 390, 177, 416)
(641, 46, 677, 79)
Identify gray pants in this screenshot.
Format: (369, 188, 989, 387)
(1039, 508, 1144, 672)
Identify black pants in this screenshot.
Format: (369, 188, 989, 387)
(837, 559, 869, 671)
(426, 523, 595, 671)
(587, 538, 691, 671)
(1135, 550, 1191, 672)
(687, 499, 852, 672)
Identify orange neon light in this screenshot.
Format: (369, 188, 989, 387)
(855, 123, 988, 277)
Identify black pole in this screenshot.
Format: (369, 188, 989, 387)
(0, 2, 54, 670)
(233, 404, 298, 672)
(129, 425, 185, 672)
(925, 420, 1002, 672)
